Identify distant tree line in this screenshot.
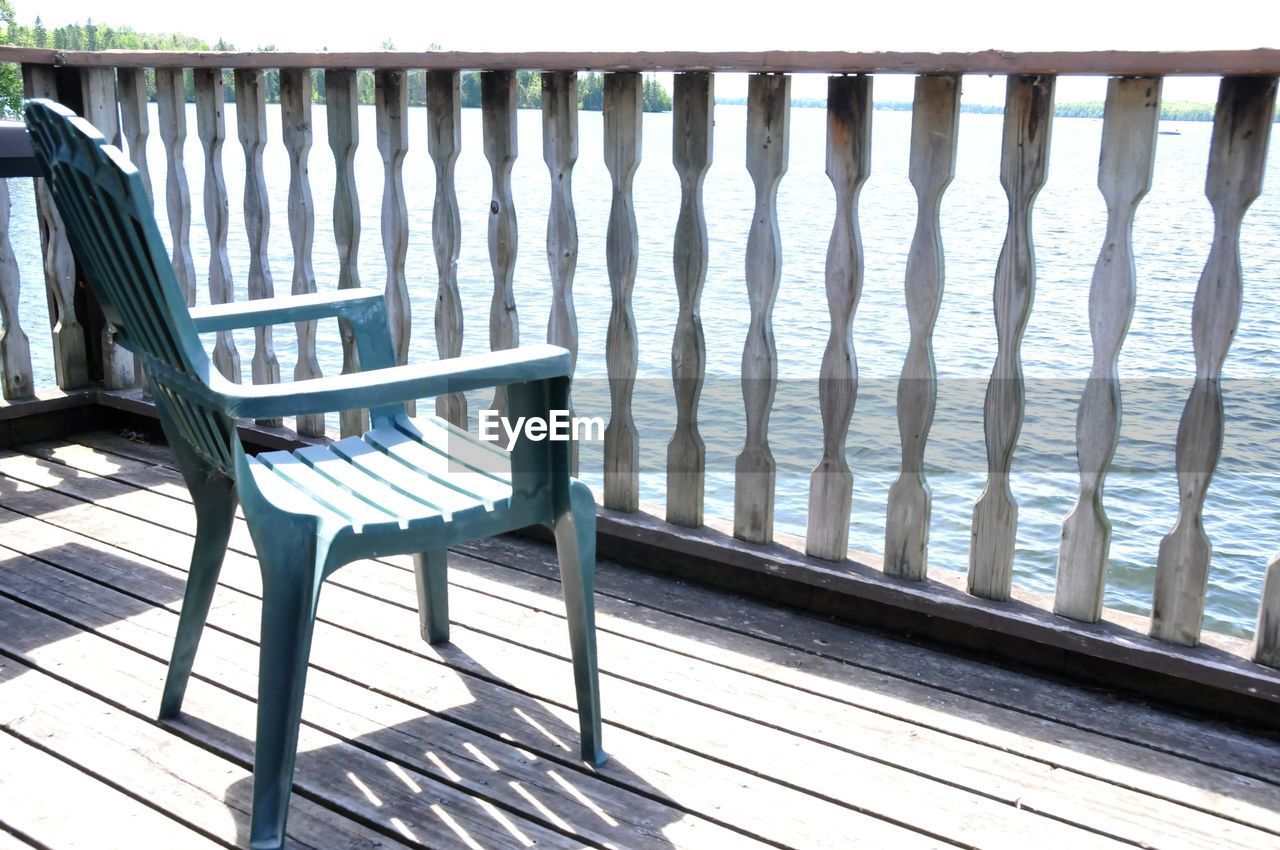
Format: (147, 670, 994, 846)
(717, 95, 1280, 123)
(0, 5, 673, 116)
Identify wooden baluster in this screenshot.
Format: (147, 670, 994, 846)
(117, 67, 153, 394)
(427, 70, 466, 427)
(603, 72, 642, 512)
(806, 74, 871, 561)
(1055, 76, 1161, 622)
(482, 70, 519, 421)
(116, 68, 153, 201)
(667, 72, 713, 528)
(735, 73, 790, 545)
(0, 180, 32, 400)
(22, 64, 88, 390)
(543, 71, 579, 473)
(1257, 557, 1280, 667)
(326, 69, 368, 437)
(281, 68, 324, 438)
(1152, 76, 1277, 646)
(80, 67, 136, 389)
(884, 74, 961, 580)
(155, 68, 197, 308)
(968, 74, 1054, 600)
(194, 68, 242, 384)
(376, 69, 413, 417)
(234, 69, 282, 427)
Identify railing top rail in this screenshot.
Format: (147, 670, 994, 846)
(2, 46, 1280, 75)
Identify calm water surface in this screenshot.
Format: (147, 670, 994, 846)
(11, 91, 1280, 638)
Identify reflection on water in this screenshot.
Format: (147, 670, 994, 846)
(10, 92, 1279, 637)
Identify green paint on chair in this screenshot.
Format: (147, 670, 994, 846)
(25, 99, 605, 850)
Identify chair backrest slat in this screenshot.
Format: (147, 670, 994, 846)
(26, 99, 238, 473)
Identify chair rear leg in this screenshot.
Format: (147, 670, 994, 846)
(553, 479, 606, 765)
(249, 529, 326, 850)
(159, 470, 237, 719)
(412, 549, 450, 644)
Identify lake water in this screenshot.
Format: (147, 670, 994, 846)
(9, 93, 1280, 639)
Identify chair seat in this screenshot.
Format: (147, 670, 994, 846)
(247, 415, 514, 533)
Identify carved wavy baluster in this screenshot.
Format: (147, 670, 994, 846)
(482, 71, 519, 420)
(117, 67, 153, 393)
(80, 67, 135, 389)
(667, 71, 713, 528)
(326, 69, 367, 437)
(1257, 558, 1280, 667)
(117, 68, 152, 201)
(31, 184, 85, 390)
(23, 65, 88, 390)
(735, 74, 790, 545)
(234, 69, 282, 426)
(194, 68, 242, 384)
(1055, 76, 1161, 622)
(806, 74, 871, 561)
(603, 72, 642, 512)
(543, 71, 579, 473)
(1152, 76, 1277, 646)
(155, 68, 196, 308)
(280, 68, 324, 437)
(884, 74, 961, 580)
(969, 74, 1055, 600)
(377, 69, 413, 417)
(427, 70, 466, 428)
(0, 180, 32, 400)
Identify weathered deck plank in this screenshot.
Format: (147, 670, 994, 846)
(0, 466, 939, 849)
(0, 727, 224, 849)
(3, 433, 1279, 850)
(63, 431, 1280, 786)
(0, 659, 398, 850)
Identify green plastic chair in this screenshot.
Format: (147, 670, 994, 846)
(25, 99, 604, 850)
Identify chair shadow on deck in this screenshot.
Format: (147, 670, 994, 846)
(214, 642, 683, 850)
(0, 508, 685, 848)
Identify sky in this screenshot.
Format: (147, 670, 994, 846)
(22, 0, 1280, 104)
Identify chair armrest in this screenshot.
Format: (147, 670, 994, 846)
(217, 344, 571, 421)
(189, 289, 386, 333)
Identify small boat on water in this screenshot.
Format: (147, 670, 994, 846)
(1158, 126, 1182, 136)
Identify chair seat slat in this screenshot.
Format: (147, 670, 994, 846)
(293, 443, 449, 523)
(330, 436, 487, 517)
(257, 450, 403, 532)
(366, 421, 511, 505)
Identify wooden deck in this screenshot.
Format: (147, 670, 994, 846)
(0, 432, 1278, 849)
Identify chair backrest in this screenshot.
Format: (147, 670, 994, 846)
(25, 99, 238, 473)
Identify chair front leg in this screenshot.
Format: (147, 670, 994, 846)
(249, 524, 327, 850)
(413, 549, 450, 644)
(553, 478, 606, 766)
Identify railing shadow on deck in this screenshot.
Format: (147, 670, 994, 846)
(0, 541, 187, 687)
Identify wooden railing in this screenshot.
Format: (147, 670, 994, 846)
(1, 47, 1278, 674)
